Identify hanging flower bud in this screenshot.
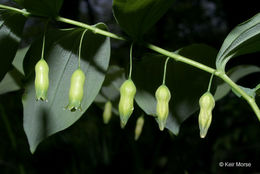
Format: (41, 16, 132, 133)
(35, 59, 49, 101)
(198, 92, 215, 138)
(66, 68, 85, 111)
(155, 85, 171, 131)
(118, 79, 136, 127)
(135, 116, 144, 141)
(103, 101, 112, 124)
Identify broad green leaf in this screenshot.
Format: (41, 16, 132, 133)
(12, 46, 30, 75)
(214, 65, 260, 101)
(23, 24, 110, 153)
(113, 0, 175, 39)
(0, 68, 23, 95)
(133, 44, 217, 135)
(95, 65, 126, 115)
(0, 9, 26, 81)
(14, 0, 63, 17)
(216, 13, 260, 71)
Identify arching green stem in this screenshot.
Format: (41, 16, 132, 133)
(41, 33, 45, 60)
(220, 74, 260, 121)
(207, 73, 214, 92)
(78, 29, 88, 68)
(162, 57, 170, 85)
(56, 16, 125, 41)
(0, 4, 30, 16)
(128, 43, 134, 79)
(41, 20, 49, 60)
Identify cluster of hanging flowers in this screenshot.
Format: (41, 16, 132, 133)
(35, 34, 215, 138)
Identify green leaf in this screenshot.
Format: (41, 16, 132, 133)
(95, 65, 126, 115)
(0, 68, 23, 95)
(12, 46, 30, 75)
(14, 0, 64, 17)
(133, 44, 217, 135)
(214, 65, 260, 101)
(0, 9, 26, 81)
(216, 13, 260, 71)
(22, 24, 110, 153)
(113, 0, 175, 39)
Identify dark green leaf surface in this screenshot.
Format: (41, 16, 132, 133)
(133, 44, 217, 135)
(23, 24, 110, 153)
(14, 0, 63, 17)
(113, 0, 175, 39)
(0, 10, 26, 81)
(216, 13, 260, 71)
(0, 68, 23, 95)
(95, 65, 126, 115)
(12, 46, 30, 75)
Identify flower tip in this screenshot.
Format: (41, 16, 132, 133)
(120, 121, 126, 129)
(157, 119, 166, 131)
(200, 134, 206, 138)
(159, 124, 165, 131)
(119, 114, 130, 127)
(200, 129, 208, 138)
(65, 104, 82, 112)
(134, 135, 138, 141)
(36, 96, 48, 102)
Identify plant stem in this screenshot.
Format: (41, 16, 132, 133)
(207, 73, 214, 92)
(41, 33, 45, 59)
(145, 43, 216, 74)
(0, 4, 30, 17)
(128, 43, 134, 79)
(220, 74, 260, 121)
(162, 57, 170, 85)
(78, 29, 88, 68)
(56, 16, 126, 41)
(41, 20, 49, 60)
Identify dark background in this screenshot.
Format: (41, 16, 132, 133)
(0, 0, 260, 173)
